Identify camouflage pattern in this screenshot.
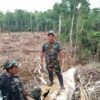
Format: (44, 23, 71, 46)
(3, 59, 18, 69)
(48, 30, 54, 36)
(42, 41, 61, 66)
(42, 41, 64, 88)
(0, 72, 24, 100)
(31, 86, 42, 100)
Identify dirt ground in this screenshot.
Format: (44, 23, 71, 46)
(0, 32, 77, 90)
(1, 32, 100, 100)
(0, 32, 47, 83)
(0, 32, 47, 63)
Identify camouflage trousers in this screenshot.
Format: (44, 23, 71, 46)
(46, 63, 64, 88)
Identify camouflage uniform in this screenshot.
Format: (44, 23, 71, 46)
(42, 41, 64, 87)
(0, 60, 25, 100)
(31, 86, 42, 100)
(0, 72, 25, 100)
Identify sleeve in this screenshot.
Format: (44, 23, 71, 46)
(0, 73, 7, 95)
(19, 78, 24, 90)
(0, 73, 6, 90)
(0, 76, 3, 89)
(42, 43, 45, 52)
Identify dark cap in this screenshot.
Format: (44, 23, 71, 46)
(48, 30, 54, 36)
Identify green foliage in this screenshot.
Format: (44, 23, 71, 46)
(93, 32, 100, 37)
(0, 1, 99, 34)
(60, 32, 68, 42)
(0, 0, 100, 62)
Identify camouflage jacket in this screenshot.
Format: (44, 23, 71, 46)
(0, 72, 25, 100)
(42, 41, 61, 65)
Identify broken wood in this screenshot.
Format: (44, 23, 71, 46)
(44, 68, 77, 100)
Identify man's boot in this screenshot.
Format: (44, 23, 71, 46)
(48, 70, 53, 86)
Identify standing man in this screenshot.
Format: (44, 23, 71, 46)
(40, 31, 64, 90)
(0, 59, 27, 100)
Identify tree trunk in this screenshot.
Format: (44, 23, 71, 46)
(70, 11, 75, 56)
(30, 14, 33, 32)
(59, 15, 62, 36)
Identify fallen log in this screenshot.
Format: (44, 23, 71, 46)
(44, 68, 77, 100)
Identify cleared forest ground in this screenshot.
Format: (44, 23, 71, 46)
(0, 32, 100, 100)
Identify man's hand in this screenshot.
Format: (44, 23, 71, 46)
(23, 90, 28, 97)
(40, 62, 47, 73)
(59, 50, 62, 66)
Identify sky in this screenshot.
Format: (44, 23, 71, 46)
(0, 0, 100, 13)
(89, 0, 100, 8)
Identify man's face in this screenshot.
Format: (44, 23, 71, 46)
(48, 34, 54, 43)
(9, 66, 19, 75)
